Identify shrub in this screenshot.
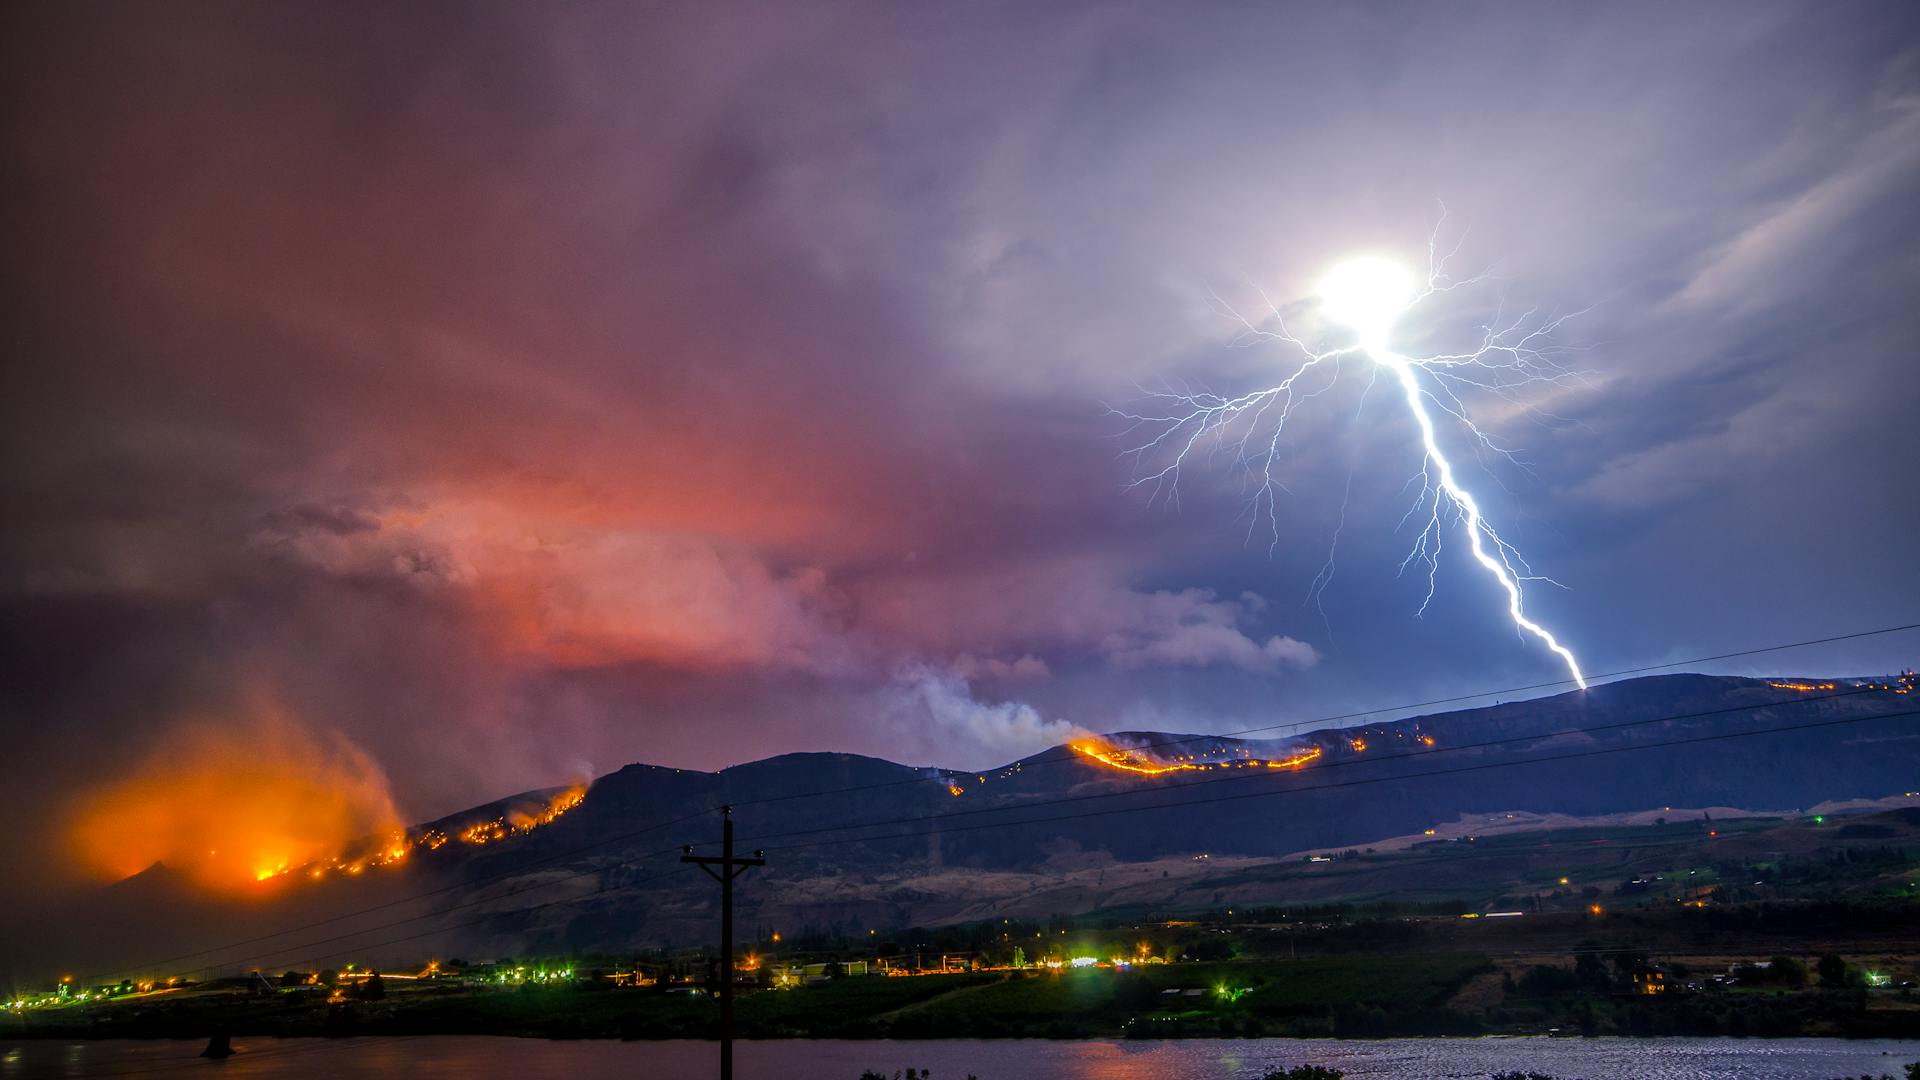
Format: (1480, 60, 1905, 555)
(1817, 953, 1849, 988)
(1515, 965, 1582, 997)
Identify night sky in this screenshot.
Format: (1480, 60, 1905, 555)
(4, 2, 1918, 896)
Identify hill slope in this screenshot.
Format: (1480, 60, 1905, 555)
(12, 673, 1919, 982)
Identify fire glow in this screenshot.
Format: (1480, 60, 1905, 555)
(267, 785, 589, 884)
(1070, 737, 1322, 776)
(68, 710, 403, 894)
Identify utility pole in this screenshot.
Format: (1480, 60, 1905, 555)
(682, 805, 764, 1080)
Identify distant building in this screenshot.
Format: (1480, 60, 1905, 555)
(1629, 963, 1670, 995)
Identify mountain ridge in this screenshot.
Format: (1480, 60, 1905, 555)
(10, 671, 1917, 985)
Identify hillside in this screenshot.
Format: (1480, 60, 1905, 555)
(9, 672, 1918, 984)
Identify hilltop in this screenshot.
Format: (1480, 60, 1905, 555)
(9, 672, 1919, 983)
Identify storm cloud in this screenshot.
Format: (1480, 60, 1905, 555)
(3, 1, 1917, 900)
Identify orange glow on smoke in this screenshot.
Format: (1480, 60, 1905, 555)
(68, 708, 402, 893)
(1069, 738, 1321, 776)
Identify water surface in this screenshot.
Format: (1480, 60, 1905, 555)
(6, 1036, 1919, 1079)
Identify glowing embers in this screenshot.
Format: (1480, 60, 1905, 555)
(454, 785, 587, 848)
(1768, 681, 1836, 692)
(1069, 737, 1321, 777)
(265, 784, 588, 884)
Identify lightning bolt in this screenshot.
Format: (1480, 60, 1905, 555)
(1116, 223, 1591, 689)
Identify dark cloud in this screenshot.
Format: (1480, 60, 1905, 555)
(3, 1, 1918, 900)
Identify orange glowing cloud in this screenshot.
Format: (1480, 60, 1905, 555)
(254, 495, 856, 673)
(68, 705, 402, 893)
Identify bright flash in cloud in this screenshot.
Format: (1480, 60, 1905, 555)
(1117, 224, 1590, 688)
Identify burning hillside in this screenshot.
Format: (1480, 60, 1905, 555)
(68, 706, 590, 895)
(1067, 724, 1447, 778)
(68, 711, 404, 893)
(262, 784, 589, 884)
(1070, 736, 1322, 776)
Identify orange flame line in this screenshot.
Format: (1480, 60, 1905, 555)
(261, 785, 588, 884)
(1070, 740, 1322, 776)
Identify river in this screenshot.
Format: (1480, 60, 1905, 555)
(5, 1036, 1919, 1079)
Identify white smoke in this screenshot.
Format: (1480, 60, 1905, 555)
(880, 667, 1092, 768)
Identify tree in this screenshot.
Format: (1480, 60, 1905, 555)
(1767, 955, 1807, 987)
(1611, 950, 1649, 978)
(1517, 965, 1582, 997)
(1818, 953, 1849, 988)
(1574, 952, 1612, 992)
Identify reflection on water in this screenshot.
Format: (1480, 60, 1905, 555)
(4, 1036, 1919, 1080)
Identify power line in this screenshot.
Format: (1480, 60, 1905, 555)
(731, 684, 1894, 848)
(727, 620, 1920, 810)
(745, 707, 1920, 858)
(101, 818, 1741, 989)
(76, 809, 711, 986)
(173, 689, 1913, 979)
(153, 845, 690, 984)
(162, 861, 692, 989)
(48, 691, 1920, 991)
(58, 622, 1918, 987)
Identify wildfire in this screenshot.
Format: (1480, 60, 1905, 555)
(1768, 680, 1836, 692)
(268, 784, 589, 884)
(69, 708, 403, 894)
(452, 787, 585, 846)
(1070, 738, 1321, 776)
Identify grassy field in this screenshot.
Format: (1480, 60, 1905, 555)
(885, 956, 1489, 1038)
(10, 946, 1920, 1040)
(2, 956, 1491, 1041)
